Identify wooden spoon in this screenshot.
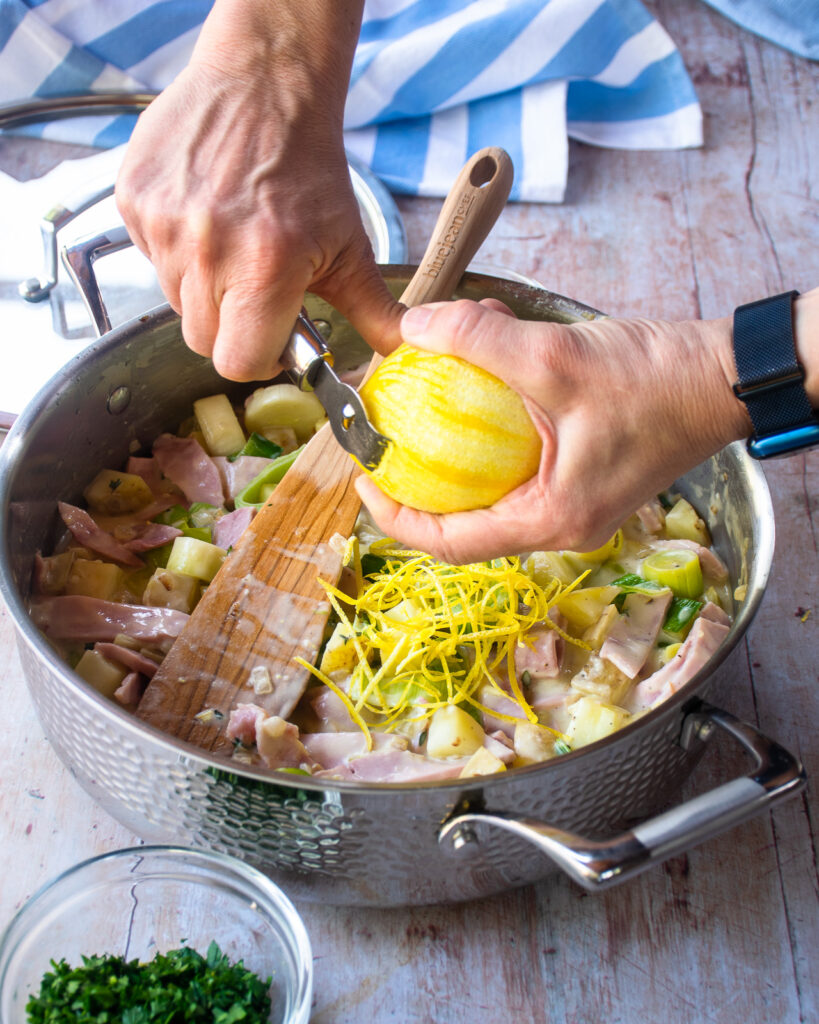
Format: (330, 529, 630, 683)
(137, 147, 514, 752)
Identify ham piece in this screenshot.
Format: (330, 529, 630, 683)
(58, 502, 143, 567)
(212, 507, 255, 551)
(313, 747, 469, 783)
(30, 596, 189, 645)
(226, 703, 313, 770)
(627, 615, 730, 712)
(114, 671, 147, 708)
(256, 715, 313, 769)
(308, 686, 357, 732)
(302, 731, 407, 769)
(636, 499, 666, 534)
(515, 623, 563, 679)
(126, 456, 183, 498)
(124, 523, 183, 552)
(226, 702, 264, 745)
(94, 642, 160, 678)
(600, 591, 673, 679)
(212, 456, 271, 500)
(480, 688, 529, 738)
(152, 434, 224, 506)
(92, 496, 180, 539)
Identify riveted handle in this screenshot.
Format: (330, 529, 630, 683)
(439, 702, 805, 891)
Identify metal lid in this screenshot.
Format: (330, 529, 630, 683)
(0, 94, 407, 429)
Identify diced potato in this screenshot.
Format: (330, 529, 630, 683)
(571, 654, 632, 705)
(665, 498, 711, 546)
(659, 642, 682, 665)
(74, 648, 128, 698)
(513, 721, 557, 765)
(193, 393, 246, 457)
(459, 746, 507, 778)
(383, 598, 422, 626)
(166, 536, 227, 582)
(244, 384, 326, 444)
(83, 469, 154, 515)
(187, 429, 208, 450)
(426, 705, 485, 758)
(319, 621, 359, 675)
(113, 633, 141, 650)
(581, 603, 619, 649)
(566, 695, 630, 747)
(556, 585, 619, 631)
(527, 550, 578, 587)
(258, 426, 299, 454)
(142, 569, 201, 613)
(65, 559, 125, 601)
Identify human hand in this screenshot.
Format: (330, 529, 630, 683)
(355, 299, 752, 563)
(115, 0, 402, 381)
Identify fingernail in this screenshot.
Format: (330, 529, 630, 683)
(401, 305, 434, 337)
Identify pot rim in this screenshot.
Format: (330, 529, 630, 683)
(0, 279, 776, 796)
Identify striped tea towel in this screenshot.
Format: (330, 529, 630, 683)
(0, 0, 703, 202)
(699, 0, 819, 61)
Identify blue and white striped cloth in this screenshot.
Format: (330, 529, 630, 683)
(0, 0, 704, 202)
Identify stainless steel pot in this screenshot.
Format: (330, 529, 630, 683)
(0, 270, 805, 906)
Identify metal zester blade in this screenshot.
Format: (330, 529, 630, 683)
(280, 310, 391, 471)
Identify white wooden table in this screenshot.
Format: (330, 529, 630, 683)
(1, 2, 816, 1021)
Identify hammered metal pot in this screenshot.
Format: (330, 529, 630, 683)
(0, 269, 805, 906)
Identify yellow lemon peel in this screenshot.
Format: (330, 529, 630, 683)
(302, 543, 590, 744)
(358, 345, 542, 513)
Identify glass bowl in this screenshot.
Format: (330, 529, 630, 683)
(0, 845, 312, 1024)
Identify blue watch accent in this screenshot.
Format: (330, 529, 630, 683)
(732, 290, 819, 459)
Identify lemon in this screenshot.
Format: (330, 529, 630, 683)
(358, 344, 541, 513)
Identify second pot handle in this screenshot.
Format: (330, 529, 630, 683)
(438, 702, 805, 891)
(61, 223, 132, 336)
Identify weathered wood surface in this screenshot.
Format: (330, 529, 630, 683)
(0, 2, 816, 1021)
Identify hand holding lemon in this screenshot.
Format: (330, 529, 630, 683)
(355, 298, 751, 564)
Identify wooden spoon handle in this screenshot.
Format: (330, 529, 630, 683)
(137, 148, 514, 746)
(399, 146, 514, 308)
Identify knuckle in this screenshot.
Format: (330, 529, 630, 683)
(211, 350, 268, 383)
(431, 300, 487, 351)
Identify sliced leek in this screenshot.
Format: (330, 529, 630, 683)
(643, 549, 703, 599)
(662, 597, 703, 640)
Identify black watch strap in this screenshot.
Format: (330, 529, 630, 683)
(732, 290, 819, 458)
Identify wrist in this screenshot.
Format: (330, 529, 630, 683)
(794, 287, 819, 407)
(701, 314, 755, 444)
(191, 0, 363, 126)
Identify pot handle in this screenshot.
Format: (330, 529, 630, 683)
(438, 701, 805, 891)
(19, 181, 119, 304)
(61, 224, 132, 336)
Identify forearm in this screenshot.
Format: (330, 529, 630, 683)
(191, 0, 365, 127)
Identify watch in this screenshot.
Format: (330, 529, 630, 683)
(732, 290, 819, 459)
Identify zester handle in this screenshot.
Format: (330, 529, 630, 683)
(279, 312, 333, 389)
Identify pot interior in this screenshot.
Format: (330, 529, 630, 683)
(0, 269, 776, 904)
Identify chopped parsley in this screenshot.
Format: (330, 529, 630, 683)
(26, 940, 272, 1024)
